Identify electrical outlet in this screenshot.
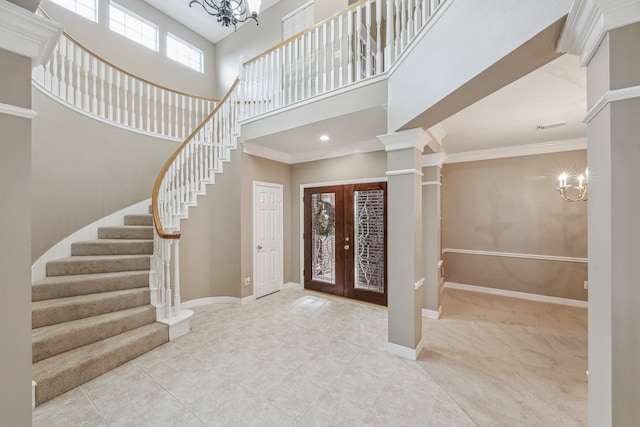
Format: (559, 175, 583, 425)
(584, 281, 588, 289)
(244, 276, 251, 286)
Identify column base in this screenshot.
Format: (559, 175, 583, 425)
(387, 339, 424, 361)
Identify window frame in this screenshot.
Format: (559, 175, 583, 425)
(166, 32, 204, 74)
(49, 0, 98, 22)
(109, 2, 159, 52)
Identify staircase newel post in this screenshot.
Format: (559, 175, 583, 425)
(174, 239, 181, 316)
(164, 239, 172, 319)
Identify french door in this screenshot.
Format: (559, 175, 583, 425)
(304, 182, 387, 306)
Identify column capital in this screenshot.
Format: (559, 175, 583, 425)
(378, 128, 431, 153)
(0, 0, 63, 66)
(422, 152, 447, 168)
(558, 0, 640, 66)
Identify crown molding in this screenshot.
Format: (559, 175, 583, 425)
(242, 142, 292, 164)
(445, 138, 587, 164)
(242, 139, 384, 165)
(557, 0, 640, 66)
(378, 128, 431, 152)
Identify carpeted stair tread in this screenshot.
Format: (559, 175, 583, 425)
(32, 271, 149, 301)
(32, 305, 157, 362)
(33, 322, 168, 406)
(71, 239, 153, 256)
(98, 226, 153, 240)
(124, 214, 154, 226)
(32, 288, 150, 328)
(46, 254, 150, 276)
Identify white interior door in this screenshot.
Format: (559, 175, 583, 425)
(254, 182, 283, 298)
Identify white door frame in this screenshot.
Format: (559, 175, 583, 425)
(253, 181, 284, 298)
(299, 177, 387, 286)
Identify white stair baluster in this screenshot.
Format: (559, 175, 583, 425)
(338, 15, 344, 87)
(347, 10, 353, 84)
(91, 57, 98, 114)
(376, 0, 383, 74)
(365, 2, 372, 78)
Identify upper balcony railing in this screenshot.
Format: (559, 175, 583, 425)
(32, 23, 218, 141)
(241, 0, 445, 118)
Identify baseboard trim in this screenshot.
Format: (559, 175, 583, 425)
(443, 282, 588, 308)
(284, 282, 303, 290)
(387, 339, 424, 361)
(422, 308, 440, 319)
(31, 199, 152, 282)
(181, 296, 243, 308)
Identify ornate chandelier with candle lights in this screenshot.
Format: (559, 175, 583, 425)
(189, 0, 259, 30)
(556, 169, 588, 202)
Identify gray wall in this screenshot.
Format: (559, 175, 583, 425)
(41, 0, 217, 98)
(0, 48, 34, 426)
(177, 149, 242, 301)
(289, 150, 387, 282)
(215, 0, 348, 96)
(442, 150, 588, 300)
(32, 89, 177, 261)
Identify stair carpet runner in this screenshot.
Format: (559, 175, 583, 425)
(31, 213, 168, 406)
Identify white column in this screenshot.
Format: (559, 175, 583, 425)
(558, 1, 640, 425)
(378, 128, 430, 360)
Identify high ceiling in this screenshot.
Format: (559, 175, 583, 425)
(143, 1, 587, 159)
(142, 0, 280, 44)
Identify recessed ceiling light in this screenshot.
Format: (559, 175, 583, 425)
(320, 135, 330, 141)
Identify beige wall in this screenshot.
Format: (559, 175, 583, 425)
(442, 150, 588, 300)
(215, 0, 348, 95)
(178, 149, 242, 301)
(240, 153, 292, 298)
(0, 49, 34, 426)
(31, 89, 177, 261)
(290, 150, 387, 282)
(41, 0, 217, 98)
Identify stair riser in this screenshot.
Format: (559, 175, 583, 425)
(124, 214, 154, 226)
(32, 271, 149, 301)
(34, 325, 168, 406)
(32, 289, 150, 328)
(32, 306, 157, 363)
(46, 256, 150, 277)
(98, 227, 153, 239)
(71, 241, 153, 256)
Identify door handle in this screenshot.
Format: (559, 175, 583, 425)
(344, 244, 350, 250)
(257, 245, 262, 250)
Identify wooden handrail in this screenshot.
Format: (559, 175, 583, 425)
(151, 78, 240, 239)
(39, 7, 219, 103)
(243, 0, 368, 66)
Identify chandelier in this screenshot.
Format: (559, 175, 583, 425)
(189, 0, 259, 30)
(556, 169, 588, 202)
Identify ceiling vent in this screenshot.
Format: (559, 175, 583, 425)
(536, 122, 567, 131)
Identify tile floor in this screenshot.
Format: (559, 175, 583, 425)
(33, 287, 586, 426)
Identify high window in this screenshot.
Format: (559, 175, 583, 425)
(49, 0, 97, 22)
(109, 2, 158, 51)
(282, 0, 314, 40)
(167, 33, 204, 73)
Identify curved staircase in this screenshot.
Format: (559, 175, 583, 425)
(31, 213, 168, 406)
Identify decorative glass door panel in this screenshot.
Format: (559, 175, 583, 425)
(311, 192, 336, 285)
(304, 182, 386, 306)
(353, 189, 385, 293)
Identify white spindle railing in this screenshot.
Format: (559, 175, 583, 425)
(32, 31, 218, 141)
(241, 0, 445, 118)
(151, 79, 241, 323)
(151, 0, 446, 324)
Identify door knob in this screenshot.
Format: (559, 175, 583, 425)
(344, 244, 350, 250)
(257, 245, 262, 250)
